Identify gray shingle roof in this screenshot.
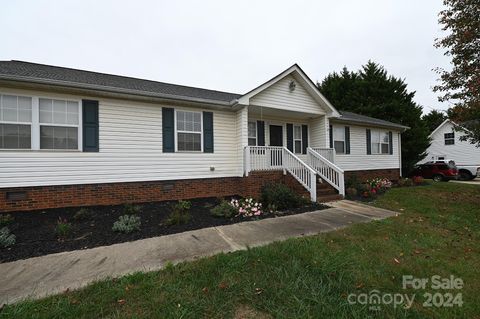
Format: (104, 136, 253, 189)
(333, 111, 409, 130)
(0, 60, 241, 104)
(0, 61, 408, 130)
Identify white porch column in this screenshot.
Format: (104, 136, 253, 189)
(236, 106, 249, 176)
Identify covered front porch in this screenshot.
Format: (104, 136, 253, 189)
(239, 105, 344, 202)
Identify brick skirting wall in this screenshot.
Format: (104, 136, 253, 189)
(0, 171, 310, 213)
(344, 168, 401, 184)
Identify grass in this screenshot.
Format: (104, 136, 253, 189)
(1, 182, 479, 318)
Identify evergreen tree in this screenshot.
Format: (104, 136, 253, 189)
(422, 110, 448, 133)
(317, 61, 430, 175)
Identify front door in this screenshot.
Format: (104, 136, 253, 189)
(269, 125, 283, 146)
(269, 125, 283, 166)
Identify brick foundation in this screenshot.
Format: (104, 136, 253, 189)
(344, 168, 401, 184)
(0, 171, 310, 213)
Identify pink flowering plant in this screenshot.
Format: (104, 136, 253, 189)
(366, 178, 392, 194)
(230, 198, 263, 218)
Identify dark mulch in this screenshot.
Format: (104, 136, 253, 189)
(0, 197, 327, 263)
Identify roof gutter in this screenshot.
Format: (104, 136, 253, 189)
(0, 75, 236, 107)
(331, 117, 410, 131)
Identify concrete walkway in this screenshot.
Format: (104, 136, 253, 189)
(0, 200, 398, 305)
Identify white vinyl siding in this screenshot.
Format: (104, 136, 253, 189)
(332, 123, 400, 171)
(0, 88, 241, 188)
(422, 121, 480, 166)
(308, 116, 328, 148)
(250, 75, 325, 115)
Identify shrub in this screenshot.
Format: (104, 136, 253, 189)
(345, 174, 360, 189)
(0, 227, 15, 248)
(397, 178, 413, 187)
(123, 204, 142, 215)
(412, 176, 425, 185)
(0, 214, 14, 227)
(211, 200, 237, 218)
(112, 215, 141, 233)
(165, 200, 192, 225)
(56, 217, 72, 239)
(346, 187, 358, 198)
(260, 183, 303, 210)
(357, 183, 372, 192)
(230, 198, 264, 217)
(367, 178, 392, 193)
(73, 208, 92, 221)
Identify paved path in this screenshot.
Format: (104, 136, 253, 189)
(451, 178, 480, 186)
(0, 200, 398, 305)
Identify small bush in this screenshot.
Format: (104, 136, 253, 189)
(397, 178, 413, 187)
(0, 214, 14, 227)
(260, 183, 303, 210)
(345, 174, 360, 189)
(346, 187, 358, 198)
(123, 203, 142, 215)
(56, 217, 72, 239)
(73, 208, 92, 221)
(211, 200, 237, 218)
(0, 227, 15, 248)
(165, 200, 192, 225)
(112, 215, 141, 233)
(412, 176, 425, 185)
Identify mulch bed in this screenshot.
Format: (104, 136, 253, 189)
(0, 197, 327, 263)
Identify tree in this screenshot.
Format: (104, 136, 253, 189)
(434, 0, 480, 146)
(422, 110, 448, 133)
(317, 61, 431, 176)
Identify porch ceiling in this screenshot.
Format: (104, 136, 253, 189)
(248, 105, 323, 120)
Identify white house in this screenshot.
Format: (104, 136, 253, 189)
(0, 61, 408, 212)
(420, 119, 480, 179)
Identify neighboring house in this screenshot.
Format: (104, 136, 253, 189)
(420, 119, 480, 180)
(0, 61, 408, 212)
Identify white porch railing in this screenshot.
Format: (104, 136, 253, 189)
(311, 147, 336, 163)
(307, 147, 345, 196)
(244, 146, 317, 202)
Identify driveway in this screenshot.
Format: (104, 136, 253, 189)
(0, 200, 398, 305)
(452, 177, 480, 185)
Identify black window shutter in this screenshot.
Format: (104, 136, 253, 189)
(82, 100, 99, 152)
(257, 121, 265, 146)
(389, 131, 393, 155)
(345, 126, 350, 154)
(162, 108, 175, 153)
(203, 111, 214, 153)
(286, 123, 293, 152)
(329, 125, 333, 148)
(366, 129, 371, 155)
(301, 125, 308, 154)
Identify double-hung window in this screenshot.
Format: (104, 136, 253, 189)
(371, 130, 389, 154)
(176, 110, 202, 151)
(248, 121, 257, 146)
(39, 98, 80, 150)
(293, 125, 302, 154)
(444, 132, 455, 145)
(333, 126, 345, 154)
(0, 94, 32, 149)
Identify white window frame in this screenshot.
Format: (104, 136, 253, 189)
(333, 125, 346, 154)
(444, 132, 455, 145)
(0, 92, 82, 151)
(0, 94, 33, 150)
(174, 109, 203, 152)
(371, 130, 390, 155)
(248, 121, 257, 146)
(293, 125, 302, 154)
(38, 97, 82, 151)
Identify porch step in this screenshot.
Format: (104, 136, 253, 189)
(316, 187, 338, 195)
(316, 194, 344, 203)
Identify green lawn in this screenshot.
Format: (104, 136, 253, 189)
(2, 182, 479, 318)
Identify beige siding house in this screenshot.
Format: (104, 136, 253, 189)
(0, 61, 408, 212)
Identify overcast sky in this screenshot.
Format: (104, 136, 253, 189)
(1, 0, 450, 113)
